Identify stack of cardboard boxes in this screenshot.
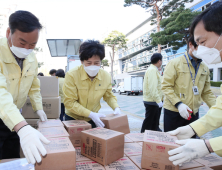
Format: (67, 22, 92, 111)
(8, 104, 222, 170)
(63, 120, 92, 147)
(22, 76, 61, 128)
(35, 119, 76, 170)
(6, 125, 222, 169)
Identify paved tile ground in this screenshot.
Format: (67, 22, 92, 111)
(99, 93, 222, 140)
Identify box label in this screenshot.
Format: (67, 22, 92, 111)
(44, 138, 72, 153)
(83, 140, 104, 162)
(66, 121, 89, 126)
(146, 144, 153, 151)
(75, 147, 90, 162)
(126, 133, 144, 142)
(85, 127, 120, 138)
(124, 143, 142, 156)
(105, 158, 138, 170)
(76, 161, 104, 170)
(156, 146, 165, 153)
(39, 127, 68, 138)
(145, 131, 176, 144)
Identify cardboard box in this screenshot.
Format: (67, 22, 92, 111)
(138, 142, 143, 146)
(38, 126, 69, 138)
(38, 119, 63, 128)
(105, 157, 140, 170)
(38, 76, 59, 97)
(76, 161, 105, 170)
(22, 97, 61, 119)
(25, 119, 39, 129)
(189, 167, 213, 170)
(81, 127, 124, 166)
(124, 143, 142, 157)
(63, 120, 92, 147)
(0, 158, 21, 163)
(129, 155, 151, 170)
(129, 155, 142, 169)
(125, 135, 133, 143)
(141, 130, 179, 170)
(195, 154, 222, 170)
(75, 147, 91, 162)
(100, 114, 130, 134)
(179, 160, 204, 170)
(125, 133, 144, 142)
(35, 137, 76, 170)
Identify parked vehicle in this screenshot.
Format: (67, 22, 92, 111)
(117, 76, 143, 95)
(66, 55, 81, 72)
(112, 85, 118, 93)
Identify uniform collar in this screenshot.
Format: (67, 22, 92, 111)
(183, 52, 193, 64)
(150, 64, 158, 70)
(80, 65, 102, 81)
(1, 37, 34, 64)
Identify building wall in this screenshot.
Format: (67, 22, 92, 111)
(0, 4, 17, 38)
(113, 0, 220, 81)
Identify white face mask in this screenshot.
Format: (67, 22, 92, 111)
(196, 35, 222, 64)
(9, 37, 33, 58)
(84, 65, 100, 77)
(192, 50, 201, 59)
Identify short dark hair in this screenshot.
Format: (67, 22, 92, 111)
(151, 53, 162, 64)
(188, 36, 198, 48)
(190, 2, 222, 36)
(9, 10, 42, 34)
(49, 69, 57, 75)
(56, 69, 65, 78)
(79, 40, 105, 61)
(38, 72, 44, 76)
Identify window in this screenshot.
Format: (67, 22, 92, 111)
(220, 68, 222, 80)
(210, 69, 213, 81)
(202, 3, 211, 11)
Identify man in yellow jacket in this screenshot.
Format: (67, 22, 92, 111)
(141, 53, 163, 132)
(162, 36, 216, 133)
(63, 40, 120, 128)
(0, 11, 50, 164)
(168, 2, 222, 165)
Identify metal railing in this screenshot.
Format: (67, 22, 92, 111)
(124, 52, 185, 73)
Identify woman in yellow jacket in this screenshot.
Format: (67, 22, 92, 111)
(63, 40, 120, 128)
(168, 2, 222, 165)
(56, 69, 65, 121)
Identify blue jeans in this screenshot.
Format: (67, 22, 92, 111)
(64, 114, 96, 128)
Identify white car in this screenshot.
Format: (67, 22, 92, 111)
(112, 86, 118, 93)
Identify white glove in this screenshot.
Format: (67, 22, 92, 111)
(167, 125, 195, 140)
(88, 112, 106, 127)
(17, 125, 50, 164)
(178, 103, 192, 120)
(157, 102, 163, 108)
(114, 107, 121, 115)
(36, 110, 48, 122)
(168, 139, 210, 165)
